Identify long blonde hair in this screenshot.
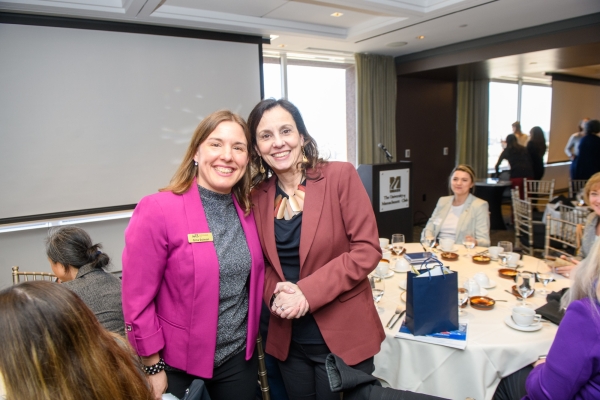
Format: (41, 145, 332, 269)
(161, 110, 252, 214)
(561, 239, 600, 312)
(0, 281, 153, 400)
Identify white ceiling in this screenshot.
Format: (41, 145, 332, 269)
(1, 0, 600, 63)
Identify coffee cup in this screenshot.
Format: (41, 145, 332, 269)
(382, 251, 392, 260)
(379, 238, 390, 248)
(512, 307, 542, 326)
(439, 238, 455, 252)
(376, 259, 390, 277)
(507, 252, 521, 267)
(473, 272, 490, 288)
(395, 258, 410, 272)
(488, 246, 501, 260)
(463, 278, 481, 296)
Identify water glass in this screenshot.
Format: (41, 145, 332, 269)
(536, 260, 554, 295)
(391, 234, 405, 259)
(515, 272, 534, 305)
(463, 234, 476, 257)
(458, 288, 469, 316)
(370, 275, 385, 313)
(498, 241, 513, 266)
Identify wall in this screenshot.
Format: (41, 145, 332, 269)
(396, 76, 457, 226)
(0, 218, 129, 289)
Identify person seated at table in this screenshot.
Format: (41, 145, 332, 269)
(493, 239, 600, 400)
(495, 133, 534, 199)
(555, 172, 600, 277)
(46, 225, 124, 335)
(0, 281, 153, 400)
(422, 164, 490, 247)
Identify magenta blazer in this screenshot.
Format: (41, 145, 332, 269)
(122, 179, 264, 379)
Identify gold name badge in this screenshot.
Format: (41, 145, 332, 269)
(188, 233, 213, 243)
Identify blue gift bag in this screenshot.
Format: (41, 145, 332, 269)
(405, 258, 459, 336)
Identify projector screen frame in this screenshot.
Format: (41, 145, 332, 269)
(0, 12, 267, 225)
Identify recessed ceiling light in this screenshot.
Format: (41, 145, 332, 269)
(530, 62, 538, 65)
(270, 35, 279, 40)
(331, 12, 343, 17)
(459, 24, 468, 28)
(278, 44, 286, 48)
(416, 35, 425, 40)
(387, 41, 408, 48)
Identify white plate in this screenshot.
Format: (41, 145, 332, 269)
(375, 270, 395, 279)
(400, 291, 406, 303)
(504, 316, 542, 332)
(480, 279, 497, 289)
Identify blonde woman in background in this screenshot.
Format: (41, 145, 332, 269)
(422, 164, 490, 247)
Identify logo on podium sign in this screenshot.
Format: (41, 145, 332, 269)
(379, 169, 409, 212)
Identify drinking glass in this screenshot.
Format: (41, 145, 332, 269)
(420, 234, 435, 252)
(391, 234, 405, 260)
(463, 234, 476, 257)
(370, 274, 385, 313)
(458, 288, 469, 316)
(536, 260, 554, 295)
(515, 272, 535, 306)
(498, 241, 513, 266)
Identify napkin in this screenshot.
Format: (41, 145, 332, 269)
(535, 288, 568, 325)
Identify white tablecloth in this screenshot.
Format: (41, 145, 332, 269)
(373, 243, 570, 400)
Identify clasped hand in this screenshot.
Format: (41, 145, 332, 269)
(271, 282, 310, 319)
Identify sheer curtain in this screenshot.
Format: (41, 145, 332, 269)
(355, 53, 396, 164)
(457, 77, 490, 179)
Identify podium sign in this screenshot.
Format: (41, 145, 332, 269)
(379, 169, 410, 212)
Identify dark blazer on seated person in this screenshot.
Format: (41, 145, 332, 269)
(421, 193, 490, 247)
(62, 263, 124, 335)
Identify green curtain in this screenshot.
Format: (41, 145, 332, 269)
(355, 53, 396, 165)
(456, 78, 490, 179)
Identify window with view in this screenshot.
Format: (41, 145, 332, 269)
(263, 56, 355, 163)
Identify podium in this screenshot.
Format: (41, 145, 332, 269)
(357, 162, 413, 242)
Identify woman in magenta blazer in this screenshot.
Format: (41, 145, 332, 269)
(122, 110, 264, 400)
(248, 99, 384, 400)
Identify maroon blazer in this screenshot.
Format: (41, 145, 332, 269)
(252, 162, 384, 365)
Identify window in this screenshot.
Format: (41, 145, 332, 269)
(488, 81, 552, 170)
(263, 56, 355, 163)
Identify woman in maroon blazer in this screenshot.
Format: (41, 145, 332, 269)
(248, 99, 384, 400)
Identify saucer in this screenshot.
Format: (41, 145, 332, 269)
(400, 291, 406, 303)
(398, 279, 407, 290)
(391, 264, 411, 273)
(375, 270, 395, 279)
(479, 279, 497, 289)
(465, 288, 488, 297)
(504, 316, 542, 332)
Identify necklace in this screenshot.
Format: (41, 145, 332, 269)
(274, 183, 306, 220)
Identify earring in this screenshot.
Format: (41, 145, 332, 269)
(259, 158, 266, 174)
(194, 161, 198, 166)
(301, 146, 308, 164)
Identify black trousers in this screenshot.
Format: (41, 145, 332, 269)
(165, 349, 258, 400)
(278, 342, 374, 400)
(493, 365, 533, 400)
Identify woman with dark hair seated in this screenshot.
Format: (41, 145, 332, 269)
(46, 225, 124, 335)
(495, 133, 534, 198)
(0, 281, 153, 400)
(493, 239, 600, 400)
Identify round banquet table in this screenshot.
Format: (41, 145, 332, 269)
(373, 243, 570, 400)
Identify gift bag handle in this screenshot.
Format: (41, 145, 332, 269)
(416, 257, 447, 280)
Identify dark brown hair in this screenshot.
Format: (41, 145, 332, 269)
(0, 281, 153, 400)
(161, 110, 252, 214)
(247, 98, 325, 188)
(46, 226, 110, 274)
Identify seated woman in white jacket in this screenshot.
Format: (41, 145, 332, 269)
(422, 164, 491, 247)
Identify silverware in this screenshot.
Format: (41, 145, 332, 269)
(493, 299, 508, 302)
(474, 250, 489, 256)
(389, 310, 406, 329)
(386, 305, 404, 328)
(504, 289, 521, 299)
